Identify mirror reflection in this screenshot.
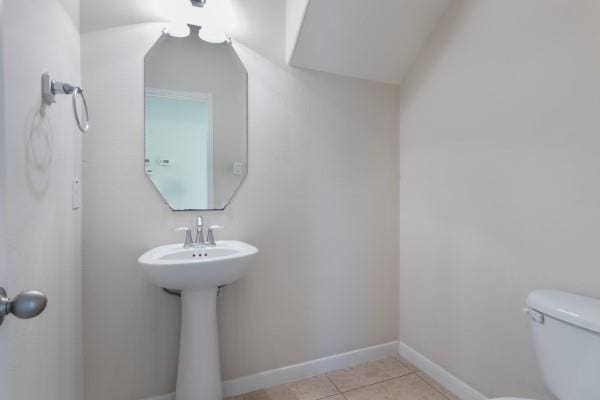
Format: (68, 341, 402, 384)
(144, 25, 248, 210)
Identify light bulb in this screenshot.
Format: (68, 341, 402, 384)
(158, 0, 234, 43)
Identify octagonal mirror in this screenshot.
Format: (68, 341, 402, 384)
(144, 25, 248, 210)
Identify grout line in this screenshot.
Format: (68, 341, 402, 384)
(289, 375, 342, 400)
(316, 394, 345, 400)
(324, 373, 342, 393)
(414, 372, 455, 400)
(330, 394, 343, 400)
(338, 371, 417, 394)
(396, 357, 419, 373)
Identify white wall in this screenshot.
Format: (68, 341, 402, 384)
(1, 0, 83, 399)
(398, 1, 600, 399)
(231, 0, 286, 64)
(81, 23, 399, 400)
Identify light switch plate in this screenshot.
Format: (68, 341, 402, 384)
(72, 179, 81, 210)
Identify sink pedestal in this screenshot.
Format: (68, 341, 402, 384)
(176, 288, 222, 400)
(138, 241, 258, 400)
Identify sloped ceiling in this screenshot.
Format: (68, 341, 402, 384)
(289, 0, 450, 84)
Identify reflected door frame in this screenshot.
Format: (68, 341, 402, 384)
(144, 87, 214, 207)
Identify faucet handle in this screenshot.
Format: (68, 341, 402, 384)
(175, 227, 193, 248)
(206, 225, 224, 246)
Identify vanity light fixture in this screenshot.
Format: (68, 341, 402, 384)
(190, 0, 206, 7)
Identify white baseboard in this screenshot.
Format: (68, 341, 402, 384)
(397, 341, 487, 400)
(144, 340, 482, 400)
(222, 341, 400, 397)
(142, 341, 398, 399)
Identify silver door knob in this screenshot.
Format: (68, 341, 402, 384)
(0, 287, 48, 327)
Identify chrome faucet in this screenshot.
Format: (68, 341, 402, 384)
(176, 217, 224, 248)
(194, 216, 205, 245)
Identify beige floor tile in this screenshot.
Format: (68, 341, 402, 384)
(245, 384, 297, 400)
(327, 357, 413, 392)
(244, 375, 339, 400)
(416, 372, 460, 400)
(343, 374, 447, 400)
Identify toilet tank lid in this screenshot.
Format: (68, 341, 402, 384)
(527, 290, 600, 333)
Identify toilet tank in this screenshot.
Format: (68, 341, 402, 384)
(526, 290, 600, 400)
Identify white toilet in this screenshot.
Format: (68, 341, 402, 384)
(491, 289, 600, 400)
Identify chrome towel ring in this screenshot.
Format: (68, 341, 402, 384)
(42, 72, 90, 133)
(71, 87, 90, 133)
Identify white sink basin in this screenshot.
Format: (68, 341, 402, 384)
(138, 240, 258, 290)
(138, 240, 258, 400)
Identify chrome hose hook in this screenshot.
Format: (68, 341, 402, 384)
(42, 72, 90, 133)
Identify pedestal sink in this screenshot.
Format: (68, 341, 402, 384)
(138, 240, 258, 400)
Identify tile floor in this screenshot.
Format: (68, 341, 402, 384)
(226, 356, 460, 400)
